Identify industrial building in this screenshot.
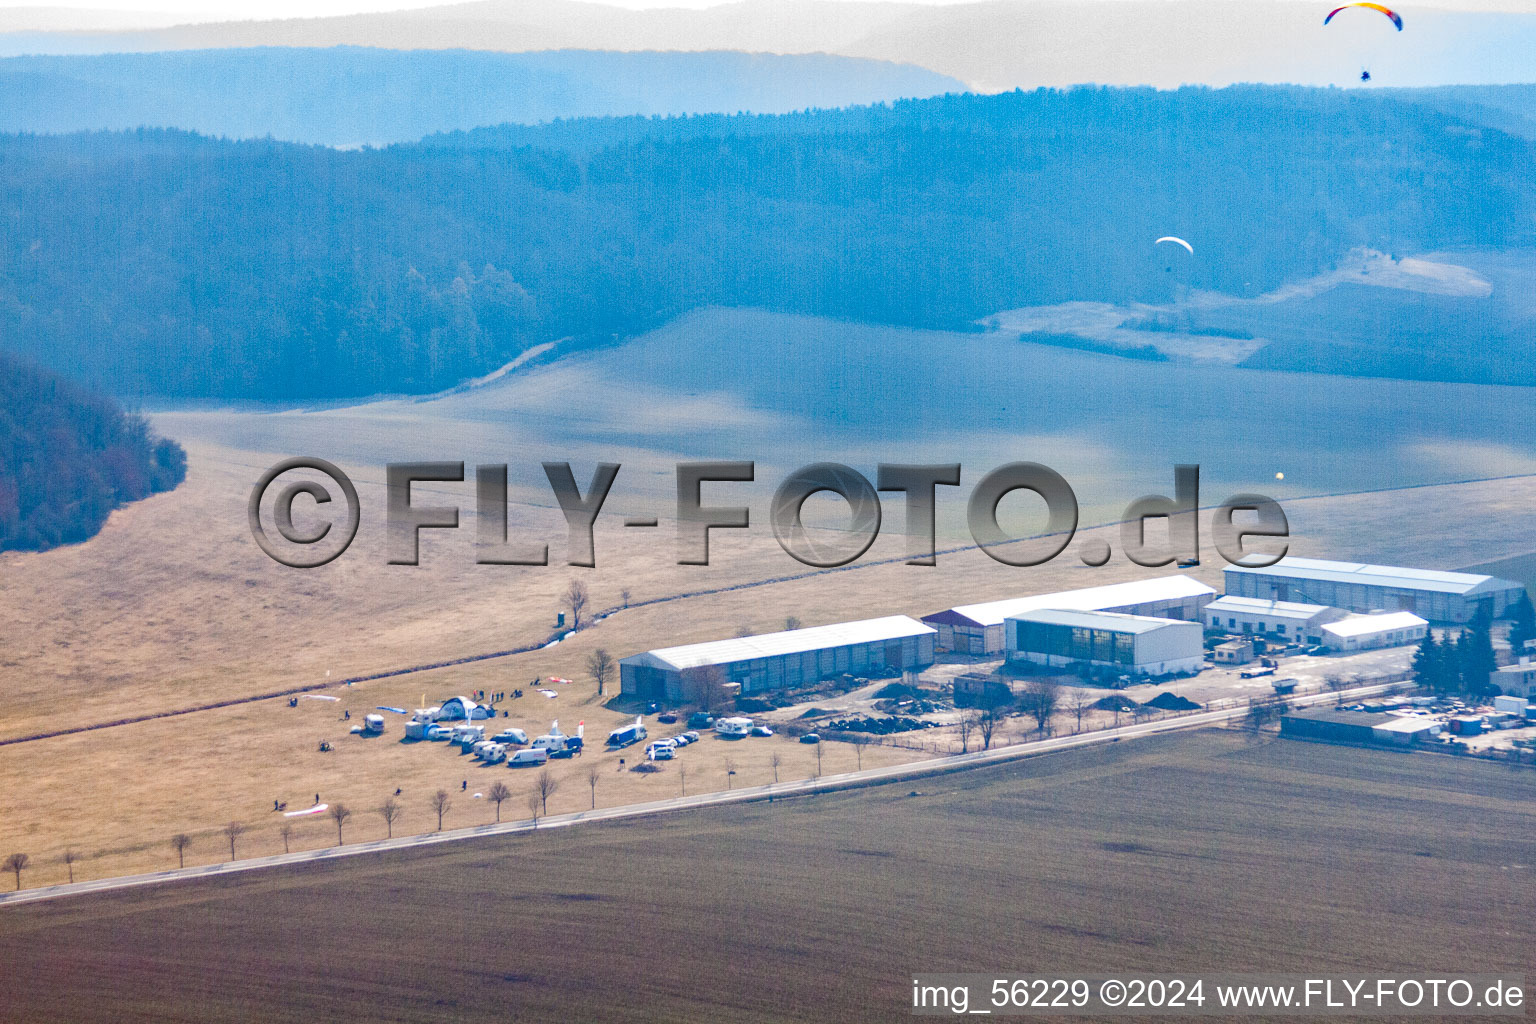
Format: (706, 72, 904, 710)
(1282, 708, 1443, 746)
(619, 615, 936, 702)
(1492, 659, 1536, 699)
(1004, 609, 1205, 677)
(1318, 611, 1428, 651)
(1280, 709, 1395, 744)
(922, 575, 1216, 655)
(1203, 595, 1348, 642)
(1224, 557, 1524, 623)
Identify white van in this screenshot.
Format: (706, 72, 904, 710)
(509, 748, 549, 767)
(362, 714, 386, 735)
(493, 728, 528, 746)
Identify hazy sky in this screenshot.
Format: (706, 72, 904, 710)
(0, 0, 1524, 24)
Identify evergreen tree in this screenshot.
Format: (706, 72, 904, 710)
(1411, 629, 1441, 692)
(1507, 591, 1536, 654)
(1461, 609, 1498, 697)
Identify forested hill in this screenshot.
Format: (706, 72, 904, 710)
(0, 85, 1532, 401)
(0, 48, 963, 146)
(0, 353, 186, 552)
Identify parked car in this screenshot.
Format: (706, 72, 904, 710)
(646, 742, 675, 760)
(751, 725, 774, 737)
(657, 711, 679, 724)
(687, 712, 715, 729)
(672, 734, 692, 747)
(682, 731, 701, 743)
(799, 733, 821, 744)
(549, 746, 576, 759)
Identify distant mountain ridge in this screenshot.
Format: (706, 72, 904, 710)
(1, 85, 1532, 401)
(2, 0, 1534, 89)
(0, 48, 962, 146)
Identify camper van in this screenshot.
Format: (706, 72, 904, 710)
(714, 716, 753, 738)
(362, 714, 386, 735)
(478, 742, 507, 765)
(606, 716, 648, 749)
(533, 721, 570, 753)
(453, 724, 485, 751)
(509, 748, 549, 767)
(492, 727, 528, 746)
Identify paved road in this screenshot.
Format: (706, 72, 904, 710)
(0, 682, 1402, 910)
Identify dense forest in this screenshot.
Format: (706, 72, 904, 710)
(0, 352, 185, 551)
(0, 85, 1531, 400)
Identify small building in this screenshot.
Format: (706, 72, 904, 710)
(619, 615, 937, 702)
(1005, 609, 1204, 677)
(1212, 638, 1254, 665)
(1448, 715, 1484, 736)
(1224, 557, 1524, 624)
(1371, 716, 1442, 745)
(1318, 611, 1428, 652)
(1492, 659, 1536, 699)
(922, 575, 1216, 655)
(1280, 708, 1396, 744)
(1203, 595, 1347, 642)
(952, 674, 1016, 709)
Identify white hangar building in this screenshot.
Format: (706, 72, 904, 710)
(619, 615, 936, 702)
(921, 575, 1216, 655)
(1224, 557, 1524, 624)
(1004, 609, 1205, 677)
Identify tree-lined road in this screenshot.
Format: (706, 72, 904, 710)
(0, 681, 1402, 909)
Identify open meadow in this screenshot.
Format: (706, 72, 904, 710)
(0, 730, 1531, 1023)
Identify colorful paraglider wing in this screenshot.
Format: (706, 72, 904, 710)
(1154, 236, 1195, 255)
(1323, 3, 1403, 31)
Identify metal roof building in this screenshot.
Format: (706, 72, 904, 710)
(922, 575, 1216, 655)
(619, 615, 936, 702)
(1224, 557, 1524, 624)
(1005, 608, 1205, 677)
(1204, 595, 1348, 641)
(1319, 611, 1429, 651)
(1280, 708, 1396, 744)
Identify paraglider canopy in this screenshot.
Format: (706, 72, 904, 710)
(1324, 3, 1403, 31)
(1155, 236, 1195, 255)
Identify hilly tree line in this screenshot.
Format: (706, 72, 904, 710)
(0, 85, 1532, 400)
(0, 351, 186, 551)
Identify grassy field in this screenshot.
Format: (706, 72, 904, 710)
(3, 308, 1536, 888)
(0, 730, 1531, 1023)
(2, 418, 1536, 884)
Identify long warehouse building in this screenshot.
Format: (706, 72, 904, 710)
(922, 575, 1216, 655)
(620, 615, 937, 702)
(1224, 557, 1525, 624)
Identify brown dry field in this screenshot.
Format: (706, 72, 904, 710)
(2, 406, 1535, 886)
(0, 730, 1532, 1023)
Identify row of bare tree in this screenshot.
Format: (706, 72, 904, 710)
(4, 766, 611, 891)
